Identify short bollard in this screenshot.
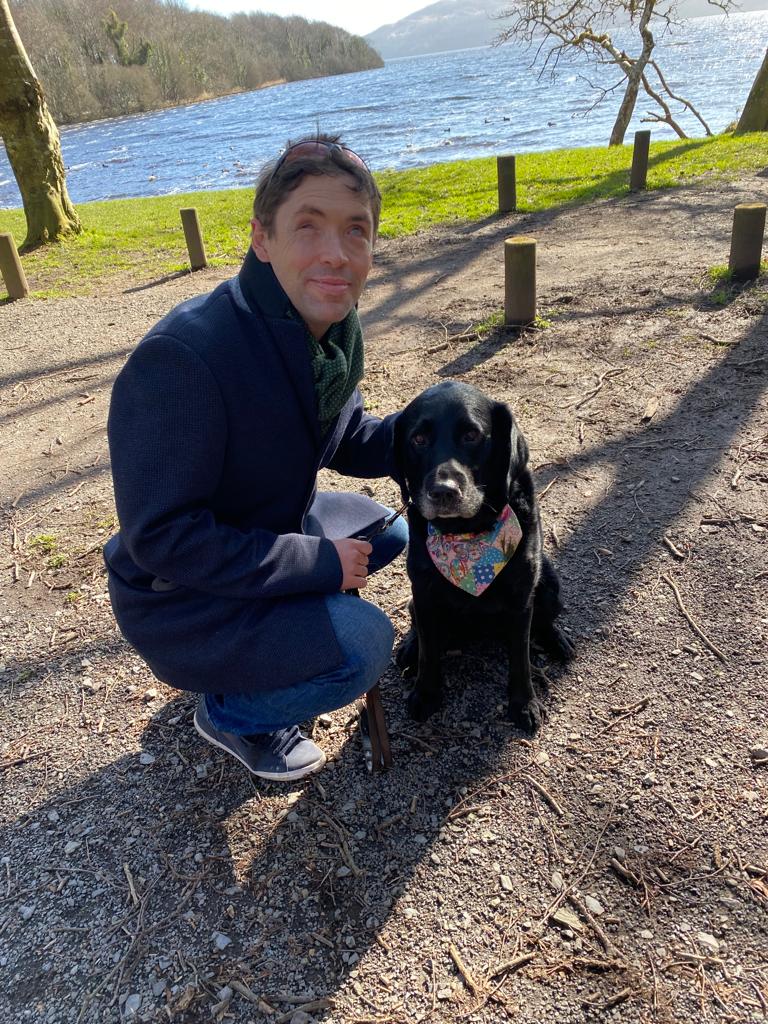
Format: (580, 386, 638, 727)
(180, 208, 207, 270)
(497, 154, 517, 214)
(630, 130, 651, 192)
(504, 236, 536, 327)
(729, 203, 766, 282)
(0, 233, 29, 300)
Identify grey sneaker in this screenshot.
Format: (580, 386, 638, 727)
(193, 698, 326, 781)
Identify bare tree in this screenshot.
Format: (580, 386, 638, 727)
(736, 46, 768, 133)
(0, 0, 80, 249)
(495, 0, 735, 146)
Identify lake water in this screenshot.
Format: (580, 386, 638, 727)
(1, 10, 766, 208)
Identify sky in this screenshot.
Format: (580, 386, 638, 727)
(184, 0, 428, 36)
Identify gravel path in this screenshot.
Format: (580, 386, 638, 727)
(1, 175, 767, 1023)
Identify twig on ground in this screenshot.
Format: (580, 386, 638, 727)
(583, 987, 632, 1010)
(522, 773, 565, 817)
(489, 952, 536, 978)
(569, 368, 626, 410)
(661, 574, 727, 663)
(449, 942, 479, 995)
(662, 534, 686, 559)
(594, 696, 651, 737)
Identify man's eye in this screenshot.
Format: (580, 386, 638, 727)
(411, 433, 428, 447)
(463, 429, 482, 443)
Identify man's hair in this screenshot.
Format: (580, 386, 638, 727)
(252, 132, 381, 237)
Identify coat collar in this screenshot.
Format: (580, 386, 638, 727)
(236, 247, 322, 446)
(238, 246, 295, 320)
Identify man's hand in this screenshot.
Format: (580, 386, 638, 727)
(332, 538, 372, 590)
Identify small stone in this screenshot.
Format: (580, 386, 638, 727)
(640, 929, 654, 939)
(123, 993, 141, 1017)
(151, 979, 166, 996)
(64, 840, 81, 855)
(19, 905, 34, 921)
(142, 687, 158, 702)
(584, 896, 604, 916)
(749, 746, 768, 765)
(290, 1013, 315, 1024)
(403, 907, 418, 919)
(336, 866, 352, 878)
(551, 870, 564, 891)
(551, 907, 584, 933)
(642, 772, 656, 788)
(534, 750, 550, 766)
(212, 931, 232, 950)
(612, 846, 626, 862)
(696, 931, 720, 953)
(500, 874, 514, 892)
(139, 752, 156, 765)
(47, 811, 60, 823)
(413, 834, 428, 845)
(429, 852, 441, 865)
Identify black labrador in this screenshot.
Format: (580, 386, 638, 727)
(394, 381, 573, 733)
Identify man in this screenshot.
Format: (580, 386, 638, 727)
(105, 135, 407, 782)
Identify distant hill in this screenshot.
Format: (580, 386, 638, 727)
(9, 0, 383, 126)
(365, 0, 768, 58)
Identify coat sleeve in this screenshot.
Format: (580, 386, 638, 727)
(108, 333, 342, 599)
(325, 389, 399, 479)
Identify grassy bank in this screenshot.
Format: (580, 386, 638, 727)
(1, 133, 766, 297)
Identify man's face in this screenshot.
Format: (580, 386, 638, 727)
(250, 172, 375, 339)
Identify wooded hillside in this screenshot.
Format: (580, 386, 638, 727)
(9, 0, 383, 125)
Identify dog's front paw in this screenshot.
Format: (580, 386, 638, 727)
(507, 698, 544, 735)
(394, 630, 418, 677)
(408, 687, 441, 722)
(549, 626, 575, 662)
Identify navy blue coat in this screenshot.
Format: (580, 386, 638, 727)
(105, 249, 397, 694)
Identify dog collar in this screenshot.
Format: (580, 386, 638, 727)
(426, 504, 523, 596)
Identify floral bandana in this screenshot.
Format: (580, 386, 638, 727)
(426, 504, 523, 596)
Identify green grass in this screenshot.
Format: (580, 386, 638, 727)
(1, 132, 766, 296)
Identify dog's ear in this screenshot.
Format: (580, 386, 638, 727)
(490, 402, 528, 490)
(391, 411, 411, 504)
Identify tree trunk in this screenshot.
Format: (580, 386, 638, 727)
(736, 47, 768, 133)
(609, 0, 656, 146)
(0, 0, 81, 250)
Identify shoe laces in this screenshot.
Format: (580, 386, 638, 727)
(245, 725, 305, 757)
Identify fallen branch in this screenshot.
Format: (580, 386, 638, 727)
(661, 574, 727, 663)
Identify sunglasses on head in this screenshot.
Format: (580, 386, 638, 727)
(271, 140, 369, 177)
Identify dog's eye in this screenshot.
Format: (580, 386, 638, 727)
(463, 428, 482, 443)
(411, 432, 428, 447)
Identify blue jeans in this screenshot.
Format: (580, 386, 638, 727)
(205, 508, 408, 735)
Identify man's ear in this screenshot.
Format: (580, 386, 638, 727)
(250, 218, 271, 263)
(490, 401, 528, 490)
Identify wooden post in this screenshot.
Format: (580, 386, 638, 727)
(497, 155, 517, 214)
(729, 203, 766, 282)
(180, 208, 207, 270)
(630, 130, 651, 192)
(0, 233, 29, 300)
(504, 236, 536, 326)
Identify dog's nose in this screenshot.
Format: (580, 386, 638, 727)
(427, 478, 462, 502)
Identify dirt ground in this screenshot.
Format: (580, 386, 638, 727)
(1, 174, 767, 1024)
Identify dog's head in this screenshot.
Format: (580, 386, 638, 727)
(394, 381, 529, 529)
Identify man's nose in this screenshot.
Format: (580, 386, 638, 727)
(318, 231, 348, 266)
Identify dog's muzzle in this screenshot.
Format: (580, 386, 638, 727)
(417, 462, 484, 520)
